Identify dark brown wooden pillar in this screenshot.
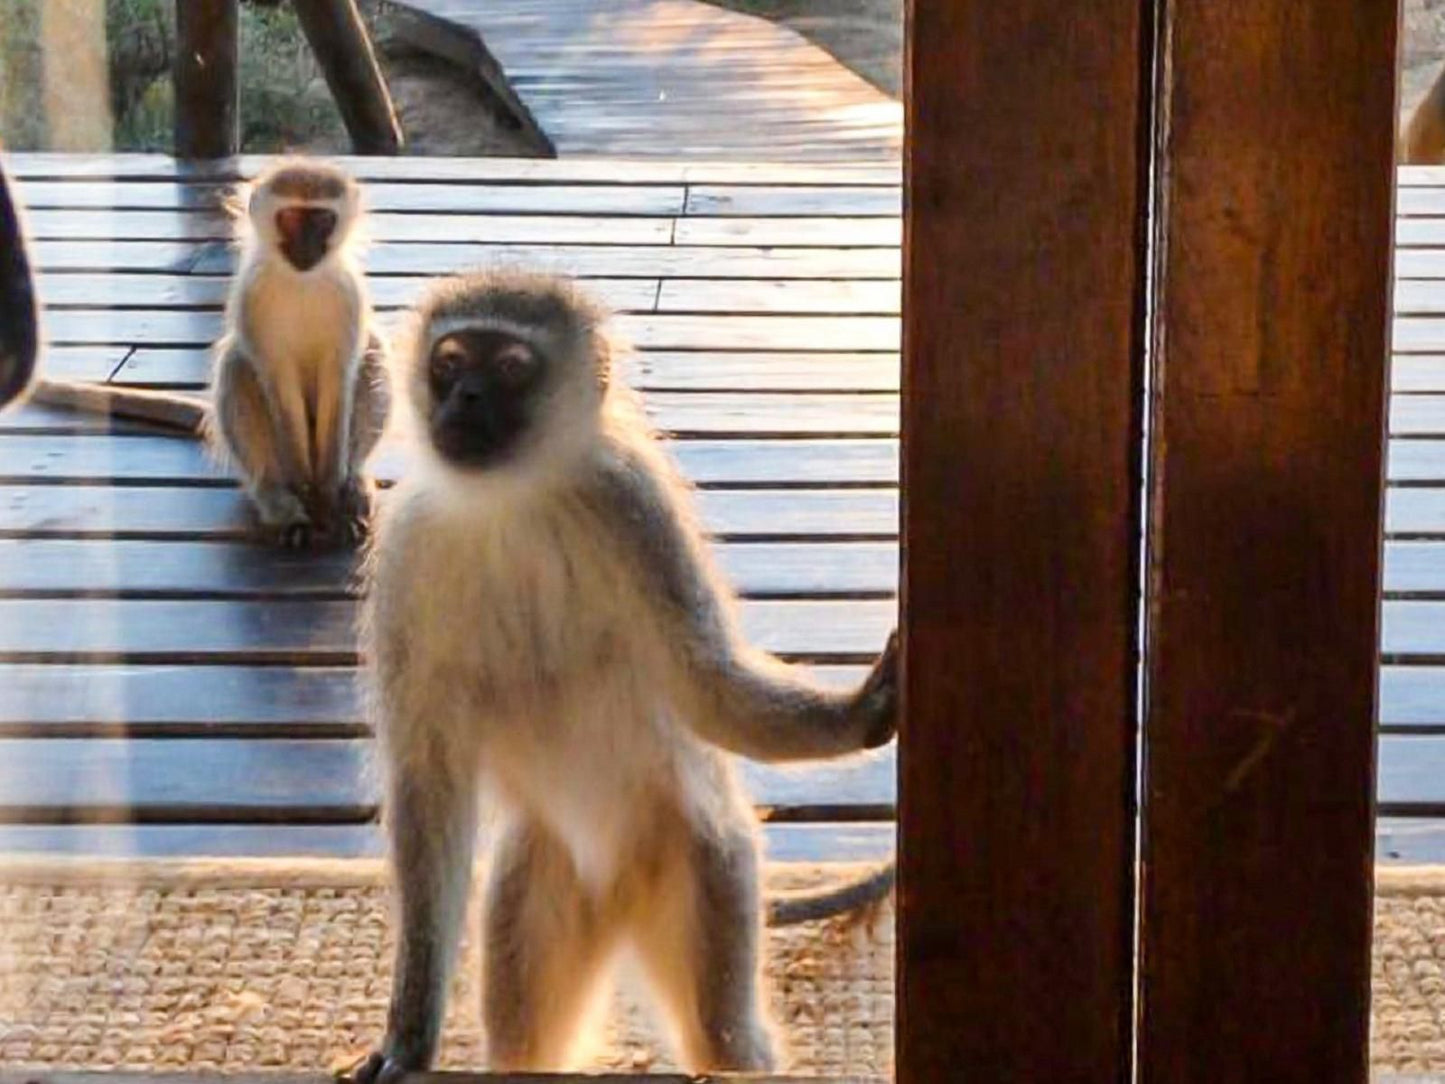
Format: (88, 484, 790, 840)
(899, 3, 1151, 1079)
(174, 0, 239, 159)
(1137, 3, 1399, 1081)
(292, 0, 403, 155)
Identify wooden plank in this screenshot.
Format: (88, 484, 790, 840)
(0, 539, 898, 599)
(174, 0, 239, 159)
(1381, 667, 1445, 728)
(1384, 542, 1445, 592)
(1391, 440, 1445, 482)
(116, 346, 903, 392)
(0, 486, 899, 541)
(0, 597, 897, 663)
(0, 664, 362, 728)
(685, 185, 901, 217)
(0, 662, 865, 730)
(1388, 491, 1445, 536)
(1382, 601, 1445, 661)
(1137, 1, 1396, 1080)
(15, 180, 689, 215)
(25, 209, 676, 245)
(900, 0, 1144, 1079)
(4, 151, 902, 186)
(32, 272, 661, 313)
(0, 821, 894, 862)
(1393, 357, 1445, 391)
(4, 391, 900, 439)
(673, 217, 901, 248)
(1377, 736, 1445, 813)
(32, 240, 899, 279)
(657, 279, 901, 315)
(1378, 819, 1445, 862)
(1393, 395, 1445, 435)
(27, 309, 900, 352)
(0, 737, 897, 823)
(393, 0, 899, 163)
(0, 435, 901, 487)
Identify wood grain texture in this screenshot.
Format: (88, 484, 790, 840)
(0, 737, 896, 824)
(899, 3, 1146, 1080)
(1137, 3, 1398, 1081)
(173, 0, 239, 159)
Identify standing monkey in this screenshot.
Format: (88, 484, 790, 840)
(356, 271, 898, 1079)
(30, 160, 390, 546)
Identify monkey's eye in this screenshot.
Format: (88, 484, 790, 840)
(429, 340, 468, 385)
(492, 343, 536, 386)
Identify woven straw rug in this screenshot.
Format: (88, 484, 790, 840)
(7, 858, 1445, 1075)
(0, 857, 892, 1076)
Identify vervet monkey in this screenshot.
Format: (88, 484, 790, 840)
(0, 152, 38, 409)
(355, 270, 899, 1080)
(30, 160, 390, 546)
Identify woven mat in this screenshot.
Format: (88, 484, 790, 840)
(0, 857, 893, 1076)
(10, 859, 1445, 1075)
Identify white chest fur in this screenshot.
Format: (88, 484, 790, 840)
(244, 259, 361, 396)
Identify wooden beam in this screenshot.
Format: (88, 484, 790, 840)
(1137, 1, 1399, 1081)
(899, 2, 1148, 1081)
(173, 0, 239, 159)
(291, 0, 403, 155)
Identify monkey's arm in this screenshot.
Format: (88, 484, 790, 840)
(596, 446, 898, 763)
(0, 155, 38, 409)
(29, 380, 208, 433)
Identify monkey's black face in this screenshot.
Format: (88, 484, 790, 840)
(275, 206, 337, 271)
(426, 330, 547, 468)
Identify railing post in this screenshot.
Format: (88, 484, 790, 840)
(174, 0, 239, 159)
(292, 0, 403, 155)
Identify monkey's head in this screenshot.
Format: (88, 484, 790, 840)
(405, 271, 614, 478)
(246, 160, 361, 274)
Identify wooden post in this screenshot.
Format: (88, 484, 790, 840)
(899, 2, 1149, 1080)
(1137, 2, 1398, 1081)
(174, 0, 239, 159)
(292, 0, 403, 156)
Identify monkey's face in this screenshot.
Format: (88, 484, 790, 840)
(274, 204, 339, 272)
(424, 329, 548, 468)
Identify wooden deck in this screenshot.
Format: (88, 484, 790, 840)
(390, 0, 902, 161)
(0, 153, 1442, 862)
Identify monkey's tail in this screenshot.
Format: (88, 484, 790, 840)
(29, 380, 209, 435)
(765, 861, 895, 927)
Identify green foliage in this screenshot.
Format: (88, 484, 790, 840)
(237, 3, 346, 152)
(0, 0, 347, 153)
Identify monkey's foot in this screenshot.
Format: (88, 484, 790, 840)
(251, 485, 317, 550)
(344, 1052, 413, 1084)
(333, 477, 375, 546)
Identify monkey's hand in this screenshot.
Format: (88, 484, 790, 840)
(344, 1051, 414, 1084)
(852, 629, 899, 750)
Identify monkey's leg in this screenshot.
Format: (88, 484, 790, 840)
(482, 818, 621, 1071)
(631, 815, 777, 1072)
(330, 338, 390, 542)
(212, 347, 316, 547)
(363, 742, 480, 1080)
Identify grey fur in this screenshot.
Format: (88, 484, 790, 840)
(354, 270, 897, 1081)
